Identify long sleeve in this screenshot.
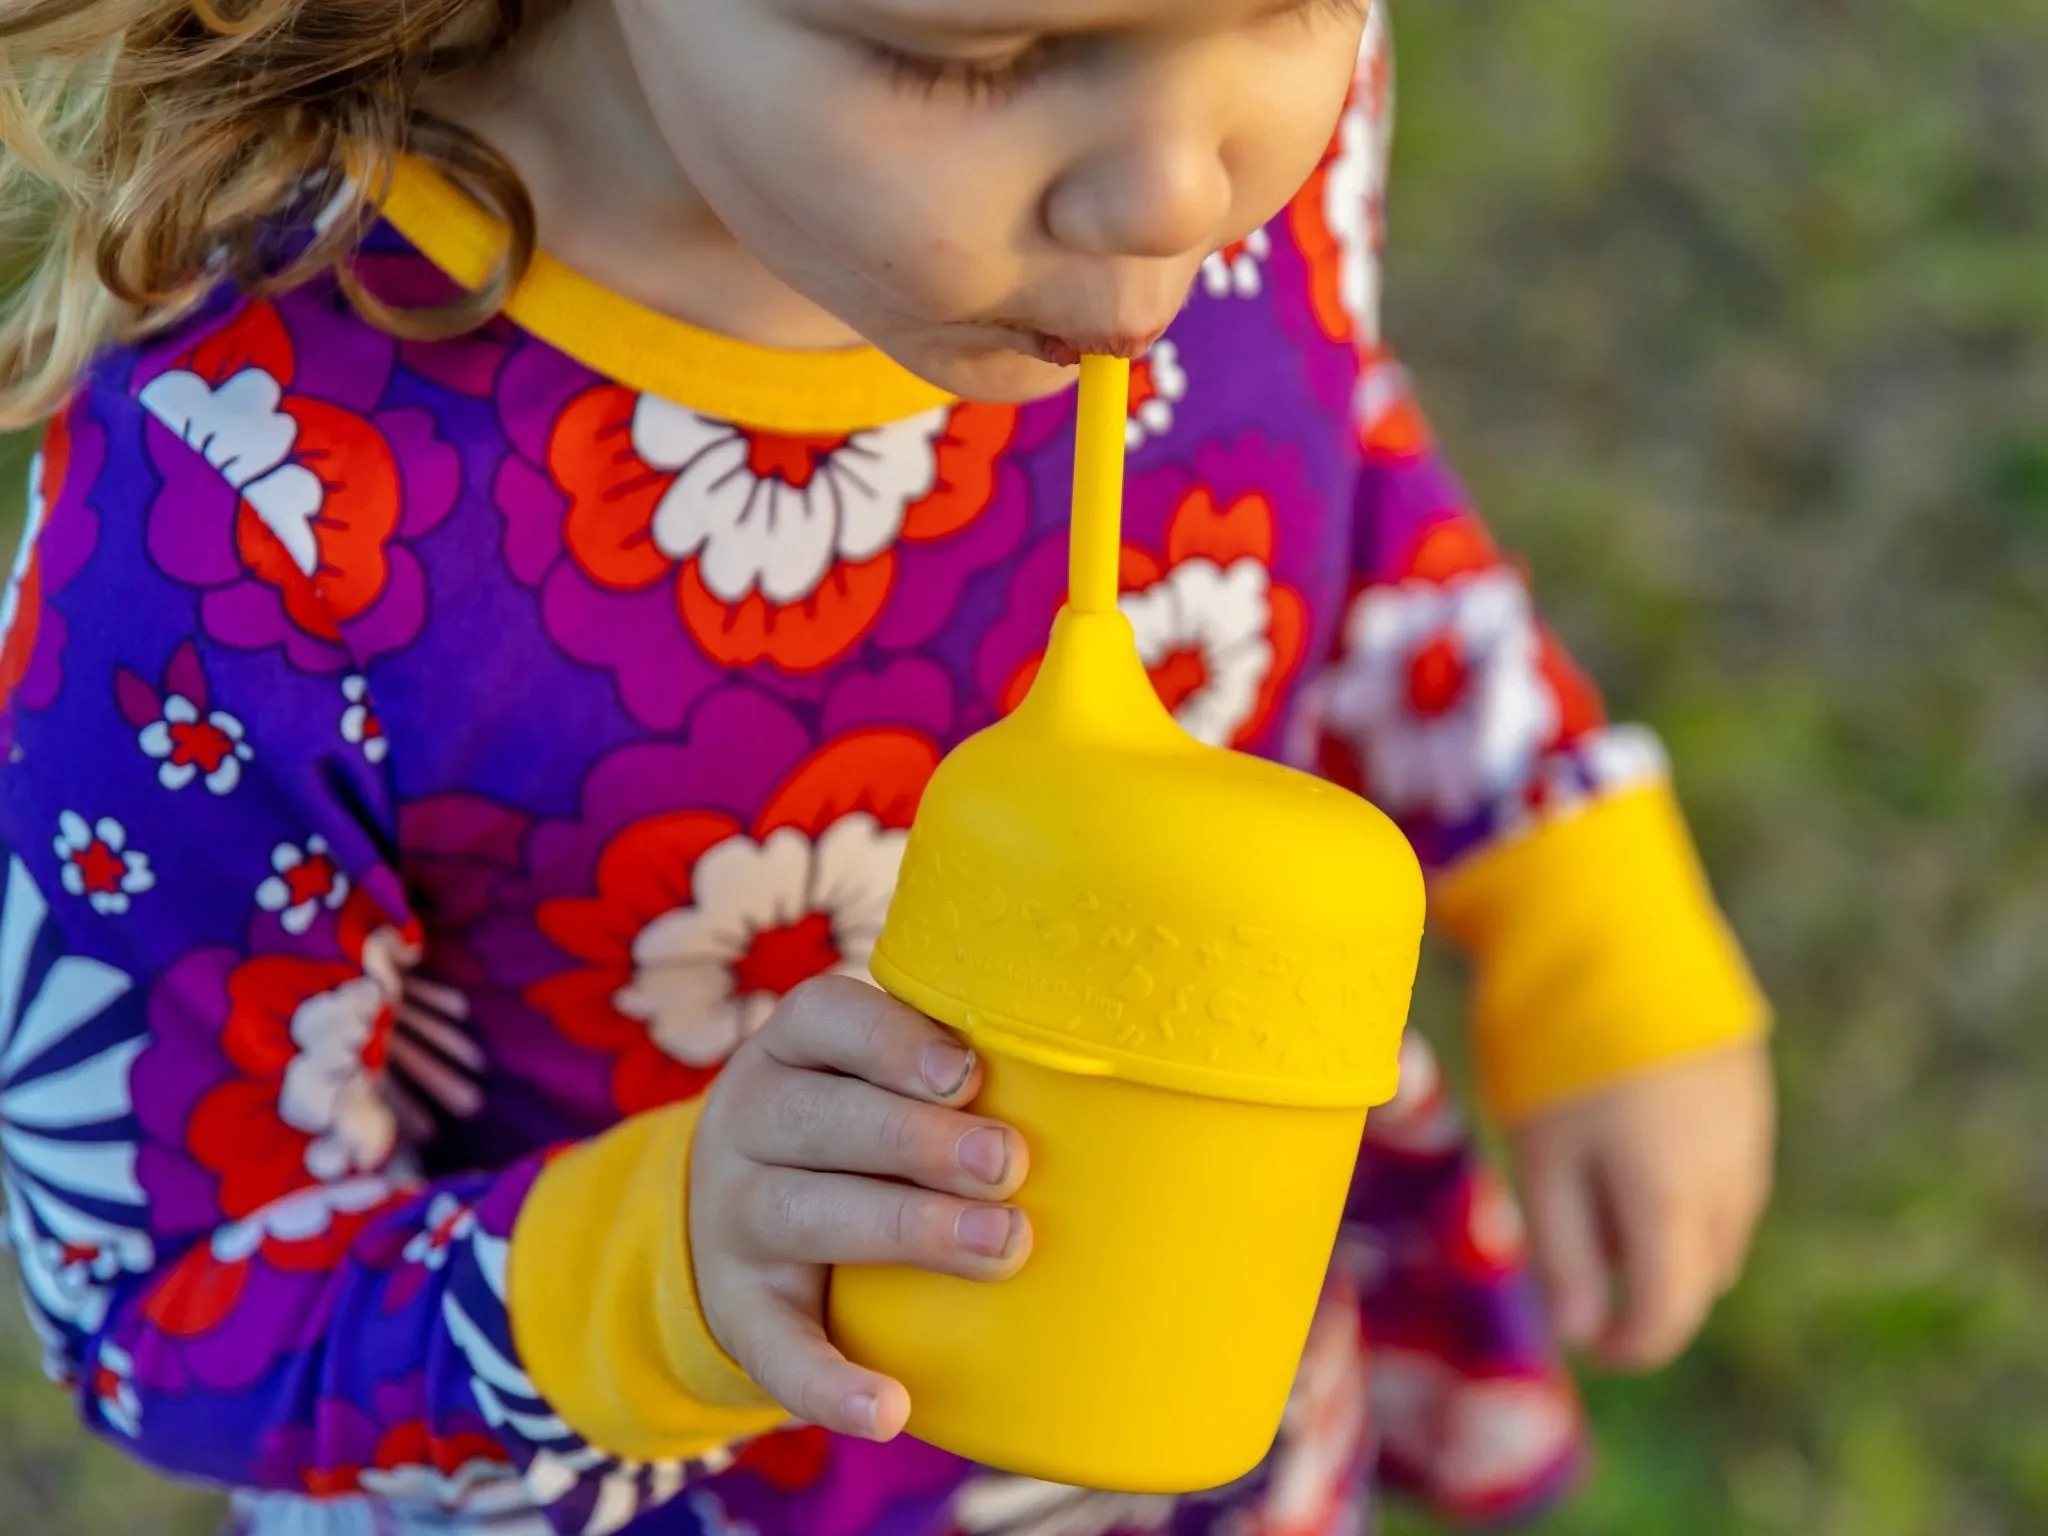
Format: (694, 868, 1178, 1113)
(0, 372, 781, 1533)
(1304, 6, 1767, 1124)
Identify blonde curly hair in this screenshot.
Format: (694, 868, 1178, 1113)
(0, 0, 548, 428)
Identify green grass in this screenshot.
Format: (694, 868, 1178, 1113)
(4, 0, 2047, 1531)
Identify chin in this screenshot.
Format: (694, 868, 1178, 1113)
(881, 338, 1079, 405)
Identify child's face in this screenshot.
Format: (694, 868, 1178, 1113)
(611, 0, 1370, 400)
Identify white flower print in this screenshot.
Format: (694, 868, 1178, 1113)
(615, 813, 906, 1069)
(1323, 3, 1394, 346)
(1263, 1284, 1371, 1536)
(359, 1453, 532, 1518)
(1121, 558, 1275, 748)
(1321, 571, 1559, 824)
(257, 835, 351, 935)
(1432, 1377, 1579, 1510)
(210, 1175, 403, 1265)
(1124, 339, 1188, 452)
(1360, 1034, 1463, 1156)
(53, 812, 155, 916)
(951, 1477, 1179, 1536)
(631, 397, 949, 607)
(402, 1192, 478, 1272)
(276, 975, 401, 1184)
(1201, 227, 1273, 300)
(137, 367, 326, 577)
(91, 1340, 142, 1438)
(138, 694, 253, 795)
(339, 675, 389, 766)
(0, 857, 154, 1345)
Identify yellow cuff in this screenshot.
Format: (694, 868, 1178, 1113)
(1433, 780, 1770, 1125)
(508, 1097, 789, 1463)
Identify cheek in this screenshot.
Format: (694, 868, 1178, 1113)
(1232, 40, 1368, 224)
(771, 134, 1039, 319)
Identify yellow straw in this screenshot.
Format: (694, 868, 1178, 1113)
(1069, 355, 1131, 615)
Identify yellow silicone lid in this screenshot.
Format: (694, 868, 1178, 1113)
(870, 358, 1424, 1109)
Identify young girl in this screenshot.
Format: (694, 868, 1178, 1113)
(0, 2, 1773, 1533)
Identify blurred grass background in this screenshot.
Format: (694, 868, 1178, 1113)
(4, 0, 2047, 1531)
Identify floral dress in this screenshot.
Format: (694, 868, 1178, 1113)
(0, 11, 1765, 1535)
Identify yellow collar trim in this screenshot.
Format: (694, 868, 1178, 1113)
(376, 156, 954, 433)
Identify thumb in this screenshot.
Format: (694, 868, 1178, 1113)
(1519, 1135, 1609, 1350)
(728, 1291, 911, 1442)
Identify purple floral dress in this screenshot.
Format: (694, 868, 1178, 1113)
(0, 14, 1653, 1535)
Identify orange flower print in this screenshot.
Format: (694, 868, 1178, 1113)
(1288, 2, 1393, 348)
(547, 388, 1017, 674)
(1004, 486, 1309, 751)
(137, 302, 459, 671)
(529, 729, 941, 1116)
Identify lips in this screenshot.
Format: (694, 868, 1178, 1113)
(1027, 330, 1166, 368)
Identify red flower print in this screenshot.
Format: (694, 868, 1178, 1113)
(1443, 1168, 1530, 1282)
(1288, 6, 1392, 347)
(184, 953, 400, 1219)
(340, 675, 389, 765)
(1316, 519, 1561, 824)
(138, 302, 459, 670)
(116, 641, 253, 796)
(1002, 486, 1310, 751)
(257, 836, 352, 936)
(53, 812, 155, 916)
(546, 389, 1017, 673)
(304, 1420, 522, 1513)
(91, 1341, 141, 1438)
(528, 728, 941, 1116)
(734, 1425, 833, 1493)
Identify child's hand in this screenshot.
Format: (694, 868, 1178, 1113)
(689, 976, 1031, 1442)
(1510, 1040, 1774, 1371)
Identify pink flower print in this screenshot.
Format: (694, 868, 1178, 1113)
(54, 813, 155, 916)
(400, 1193, 477, 1273)
(92, 1340, 142, 1438)
(117, 643, 252, 796)
(1124, 339, 1188, 453)
(1201, 226, 1273, 300)
(340, 675, 388, 766)
(257, 836, 351, 935)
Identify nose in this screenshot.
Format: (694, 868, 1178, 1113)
(1042, 118, 1234, 262)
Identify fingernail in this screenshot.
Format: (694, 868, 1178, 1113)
(956, 1126, 1011, 1186)
(921, 1043, 974, 1098)
(845, 1392, 880, 1438)
(956, 1205, 1020, 1259)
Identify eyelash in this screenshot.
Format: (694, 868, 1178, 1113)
(867, 0, 1370, 104)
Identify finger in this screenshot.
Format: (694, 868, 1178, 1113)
(1594, 1168, 1716, 1372)
(732, 1166, 1032, 1277)
(726, 1292, 912, 1442)
(1521, 1139, 1610, 1351)
(765, 975, 982, 1105)
(745, 1068, 1028, 1199)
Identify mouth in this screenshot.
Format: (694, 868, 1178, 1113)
(984, 324, 1166, 369)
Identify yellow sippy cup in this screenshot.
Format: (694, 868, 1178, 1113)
(829, 356, 1427, 1494)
